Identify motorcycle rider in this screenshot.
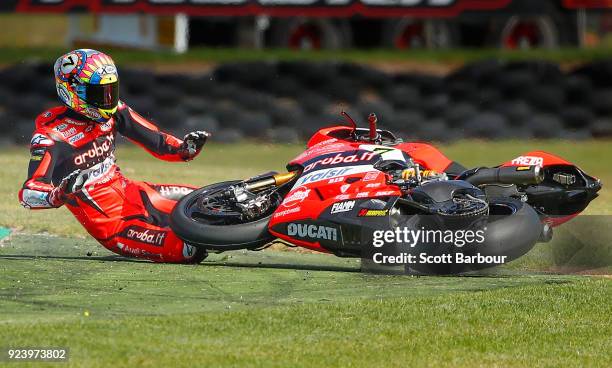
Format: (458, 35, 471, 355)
(19, 49, 210, 263)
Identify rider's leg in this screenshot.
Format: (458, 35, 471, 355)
(100, 219, 206, 263)
(145, 183, 196, 201)
(95, 180, 205, 263)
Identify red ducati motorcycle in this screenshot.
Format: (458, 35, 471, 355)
(170, 113, 601, 274)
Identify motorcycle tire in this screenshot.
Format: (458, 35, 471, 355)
(408, 198, 542, 275)
(170, 181, 275, 251)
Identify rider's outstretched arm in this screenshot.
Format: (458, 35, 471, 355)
(19, 133, 62, 209)
(114, 102, 206, 162)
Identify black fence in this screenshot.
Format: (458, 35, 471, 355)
(2, 59, 612, 144)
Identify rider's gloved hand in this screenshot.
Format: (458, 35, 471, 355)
(48, 169, 86, 207)
(179, 130, 210, 161)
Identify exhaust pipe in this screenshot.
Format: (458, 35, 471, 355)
(465, 165, 544, 186)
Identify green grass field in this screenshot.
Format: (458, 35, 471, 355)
(1, 141, 611, 367)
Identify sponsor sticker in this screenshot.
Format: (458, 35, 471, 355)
(328, 177, 344, 184)
(287, 223, 338, 242)
(273, 206, 301, 218)
(282, 188, 311, 207)
(57, 85, 71, 104)
(30, 148, 46, 161)
(120, 225, 166, 246)
(65, 118, 86, 126)
(303, 151, 376, 172)
(330, 200, 355, 214)
(95, 65, 117, 76)
(374, 190, 397, 197)
(312, 138, 337, 147)
(157, 185, 193, 197)
(363, 171, 379, 182)
(182, 243, 196, 258)
(74, 136, 114, 166)
(116, 242, 162, 259)
(30, 134, 54, 147)
(294, 166, 370, 187)
(54, 123, 68, 132)
(69, 132, 85, 144)
(511, 156, 544, 166)
(84, 108, 102, 120)
(358, 209, 389, 217)
(99, 121, 113, 132)
(80, 156, 115, 185)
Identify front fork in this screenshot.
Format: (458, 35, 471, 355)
(244, 171, 299, 192)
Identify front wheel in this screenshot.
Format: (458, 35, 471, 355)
(170, 181, 277, 251)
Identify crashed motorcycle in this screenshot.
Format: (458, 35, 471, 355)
(170, 113, 601, 274)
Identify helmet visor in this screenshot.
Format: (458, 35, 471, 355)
(84, 82, 119, 110)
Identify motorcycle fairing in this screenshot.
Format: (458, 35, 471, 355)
(502, 150, 572, 167)
(291, 125, 459, 174)
(274, 125, 601, 250)
(270, 196, 398, 254)
(501, 151, 601, 225)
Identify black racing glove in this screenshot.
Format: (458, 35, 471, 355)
(179, 130, 210, 161)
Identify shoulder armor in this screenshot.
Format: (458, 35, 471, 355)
(30, 132, 55, 149)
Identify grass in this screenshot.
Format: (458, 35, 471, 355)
(1, 140, 611, 367)
(1, 234, 611, 367)
(3, 46, 612, 66)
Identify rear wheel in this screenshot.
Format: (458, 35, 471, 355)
(408, 198, 542, 275)
(170, 181, 278, 251)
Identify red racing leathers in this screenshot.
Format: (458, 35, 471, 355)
(19, 102, 205, 263)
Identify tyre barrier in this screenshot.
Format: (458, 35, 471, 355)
(2, 59, 612, 144)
